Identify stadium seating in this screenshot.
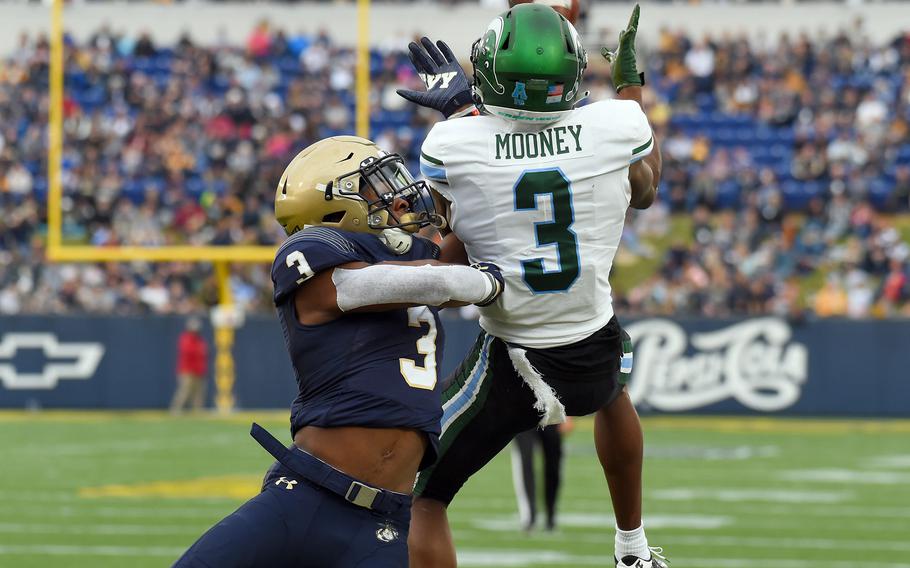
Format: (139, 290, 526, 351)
(1, 26, 908, 317)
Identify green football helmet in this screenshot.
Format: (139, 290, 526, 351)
(471, 4, 587, 123)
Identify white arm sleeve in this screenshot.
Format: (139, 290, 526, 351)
(332, 264, 497, 312)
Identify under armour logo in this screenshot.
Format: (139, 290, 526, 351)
(275, 477, 298, 490)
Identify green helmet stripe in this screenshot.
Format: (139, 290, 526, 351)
(473, 16, 507, 97)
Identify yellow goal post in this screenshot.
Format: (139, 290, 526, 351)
(44, 0, 373, 412)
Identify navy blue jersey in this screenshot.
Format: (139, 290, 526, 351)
(271, 227, 445, 469)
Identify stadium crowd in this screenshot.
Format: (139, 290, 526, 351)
(613, 26, 910, 318)
(1, 22, 909, 317)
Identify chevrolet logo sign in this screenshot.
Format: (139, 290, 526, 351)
(0, 333, 104, 390)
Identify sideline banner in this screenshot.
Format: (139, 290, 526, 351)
(1, 315, 907, 416)
(0, 316, 296, 409)
(622, 317, 906, 416)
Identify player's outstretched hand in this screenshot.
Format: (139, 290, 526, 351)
(471, 262, 504, 307)
(601, 4, 645, 93)
(397, 37, 474, 119)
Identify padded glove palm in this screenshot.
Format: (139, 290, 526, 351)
(397, 37, 474, 119)
(601, 4, 645, 92)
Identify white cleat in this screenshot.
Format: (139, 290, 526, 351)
(615, 546, 669, 568)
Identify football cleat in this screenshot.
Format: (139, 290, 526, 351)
(616, 546, 669, 568)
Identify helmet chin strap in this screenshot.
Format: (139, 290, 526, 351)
(378, 228, 413, 255)
(397, 212, 448, 232)
(398, 212, 424, 232)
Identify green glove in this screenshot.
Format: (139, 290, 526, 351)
(602, 4, 645, 92)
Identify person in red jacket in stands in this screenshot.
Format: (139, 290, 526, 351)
(170, 317, 209, 414)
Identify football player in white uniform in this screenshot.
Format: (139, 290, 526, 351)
(398, 5, 668, 568)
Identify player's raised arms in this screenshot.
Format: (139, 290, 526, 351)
(603, 4, 662, 209)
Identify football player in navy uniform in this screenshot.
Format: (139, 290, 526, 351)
(173, 136, 504, 568)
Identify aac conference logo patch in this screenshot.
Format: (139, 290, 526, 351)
(0, 333, 104, 390)
(511, 81, 528, 106)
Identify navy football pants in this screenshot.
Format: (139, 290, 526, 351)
(173, 462, 410, 568)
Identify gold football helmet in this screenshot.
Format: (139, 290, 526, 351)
(275, 136, 441, 236)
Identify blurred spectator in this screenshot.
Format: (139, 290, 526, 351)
(814, 275, 848, 318)
(170, 317, 209, 414)
(889, 166, 910, 211)
(880, 258, 909, 315)
(684, 40, 715, 93)
(845, 269, 875, 319)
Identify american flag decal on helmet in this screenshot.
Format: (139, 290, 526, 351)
(546, 84, 564, 104)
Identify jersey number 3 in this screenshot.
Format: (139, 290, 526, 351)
(514, 168, 580, 293)
(399, 307, 438, 390)
(286, 250, 315, 284)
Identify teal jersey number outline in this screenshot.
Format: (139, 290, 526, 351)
(513, 168, 580, 293)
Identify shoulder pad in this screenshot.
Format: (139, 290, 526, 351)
(272, 227, 363, 305)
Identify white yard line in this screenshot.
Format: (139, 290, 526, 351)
(0, 505, 223, 519)
(6, 433, 237, 457)
(457, 549, 609, 566)
(0, 491, 236, 504)
(455, 550, 910, 568)
(653, 504, 910, 520)
(652, 488, 853, 503)
(0, 544, 184, 557)
(668, 558, 910, 568)
(472, 513, 731, 532)
(644, 445, 781, 460)
(869, 455, 910, 469)
(0, 522, 202, 536)
(455, 526, 910, 553)
(452, 499, 910, 522)
(780, 469, 910, 484)
(1, 544, 907, 567)
(661, 535, 910, 552)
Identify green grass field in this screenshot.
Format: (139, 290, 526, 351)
(1, 412, 909, 568)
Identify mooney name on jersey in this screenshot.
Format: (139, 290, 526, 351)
(420, 99, 653, 349)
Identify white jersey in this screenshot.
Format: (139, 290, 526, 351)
(420, 100, 653, 349)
